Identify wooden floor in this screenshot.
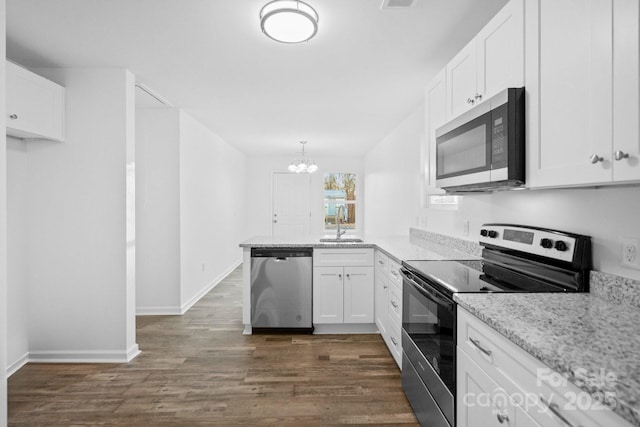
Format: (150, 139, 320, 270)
(8, 265, 419, 426)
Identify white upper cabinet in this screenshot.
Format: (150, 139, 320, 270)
(445, 0, 524, 120)
(612, 0, 640, 183)
(424, 68, 447, 194)
(6, 60, 65, 142)
(526, 0, 640, 188)
(446, 40, 478, 119)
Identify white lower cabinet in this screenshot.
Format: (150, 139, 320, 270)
(374, 250, 403, 368)
(457, 307, 633, 427)
(313, 249, 374, 325)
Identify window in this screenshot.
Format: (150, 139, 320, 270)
(324, 173, 357, 231)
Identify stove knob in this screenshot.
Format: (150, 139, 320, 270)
(540, 238, 554, 249)
(488, 230, 498, 238)
(480, 229, 488, 237)
(555, 240, 568, 252)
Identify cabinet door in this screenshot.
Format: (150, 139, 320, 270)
(612, 0, 640, 183)
(424, 68, 447, 194)
(457, 349, 515, 427)
(374, 272, 388, 335)
(313, 267, 344, 324)
(476, 0, 524, 100)
(527, 0, 613, 188)
(6, 61, 65, 141)
(446, 39, 477, 120)
(343, 266, 374, 323)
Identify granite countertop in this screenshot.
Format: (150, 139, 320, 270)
(455, 292, 640, 427)
(239, 234, 479, 262)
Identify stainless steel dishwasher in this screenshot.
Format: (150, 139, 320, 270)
(250, 247, 313, 333)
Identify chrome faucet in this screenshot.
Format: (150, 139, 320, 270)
(336, 205, 346, 239)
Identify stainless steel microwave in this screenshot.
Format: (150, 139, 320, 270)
(435, 87, 525, 193)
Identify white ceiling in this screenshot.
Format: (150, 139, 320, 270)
(6, 0, 508, 157)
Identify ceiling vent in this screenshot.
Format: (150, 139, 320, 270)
(380, 0, 416, 9)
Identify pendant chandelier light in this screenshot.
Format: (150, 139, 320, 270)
(288, 141, 318, 173)
(260, 0, 319, 44)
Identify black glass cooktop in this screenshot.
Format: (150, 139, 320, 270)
(402, 259, 573, 299)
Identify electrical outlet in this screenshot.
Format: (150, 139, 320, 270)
(622, 238, 640, 269)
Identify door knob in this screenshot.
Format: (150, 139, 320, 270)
(614, 150, 629, 161)
(590, 154, 603, 164)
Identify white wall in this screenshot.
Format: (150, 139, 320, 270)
(1, 0, 8, 420)
(364, 106, 423, 236)
(136, 108, 181, 312)
(420, 186, 640, 280)
(136, 109, 247, 314)
(25, 68, 138, 361)
(246, 156, 365, 237)
(6, 138, 29, 373)
(179, 112, 247, 308)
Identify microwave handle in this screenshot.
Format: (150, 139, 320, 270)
(400, 268, 454, 310)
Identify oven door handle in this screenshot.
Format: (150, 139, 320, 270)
(400, 268, 454, 310)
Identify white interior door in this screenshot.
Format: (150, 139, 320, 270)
(272, 173, 311, 237)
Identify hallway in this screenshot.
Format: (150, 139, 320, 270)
(8, 266, 418, 425)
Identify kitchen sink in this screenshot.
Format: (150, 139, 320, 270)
(319, 238, 364, 243)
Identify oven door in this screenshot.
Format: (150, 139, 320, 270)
(401, 267, 456, 425)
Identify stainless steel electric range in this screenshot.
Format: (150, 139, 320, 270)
(399, 224, 592, 427)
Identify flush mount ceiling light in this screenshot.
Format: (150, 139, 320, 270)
(288, 141, 318, 173)
(260, 0, 319, 43)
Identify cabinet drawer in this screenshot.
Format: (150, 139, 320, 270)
(314, 248, 374, 267)
(388, 286, 402, 326)
(386, 315, 402, 368)
(388, 258, 403, 287)
(457, 307, 632, 427)
(375, 250, 389, 274)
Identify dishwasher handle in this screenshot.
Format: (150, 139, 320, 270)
(251, 247, 313, 258)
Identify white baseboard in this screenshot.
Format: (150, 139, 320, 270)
(180, 259, 242, 314)
(7, 352, 29, 377)
(136, 306, 183, 316)
(7, 344, 141, 374)
(28, 346, 141, 364)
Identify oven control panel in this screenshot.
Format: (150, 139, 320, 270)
(479, 224, 579, 263)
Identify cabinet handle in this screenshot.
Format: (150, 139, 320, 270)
(590, 154, 604, 164)
(346, 273, 350, 279)
(273, 219, 277, 223)
(391, 300, 398, 308)
(338, 274, 342, 279)
(614, 150, 629, 161)
(390, 270, 399, 277)
(9, 114, 18, 120)
(474, 93, 483, 101)
(539, 396, 583, 427)
(496, 413, 509, 424)
(467, 97, 475, 105)
(469, 337, 492, 357)
(378, 259, 384, 265)
(390, 336, 398, 346)
(383, 284, 388, 290)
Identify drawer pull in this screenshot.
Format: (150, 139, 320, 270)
(390, 336, 398, 346)
(539, 396, 582, 427)
(496, 413, 509, 424)
(390, 270, 399, 277)
(390, 300, 398, 308)
(469, 337, 492, 357)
